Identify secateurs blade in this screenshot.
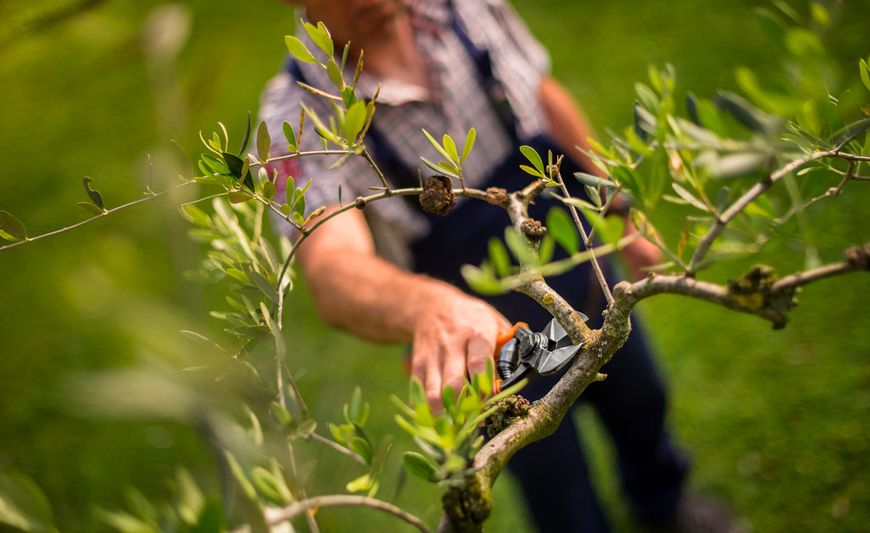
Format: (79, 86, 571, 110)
(494, 316, 587, 391)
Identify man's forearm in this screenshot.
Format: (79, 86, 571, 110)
(303, 246, 455, 343)
(538, 76, 604, 177)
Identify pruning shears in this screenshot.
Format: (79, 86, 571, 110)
(493, 316, 588, 392)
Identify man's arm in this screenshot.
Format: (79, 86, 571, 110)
(538, 76, 661, 279)
(297, 206, 511, 404)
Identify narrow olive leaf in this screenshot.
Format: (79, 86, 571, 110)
(77, 202, 104, 216)
(239, 111, 252, 155)
(488, 238, 511, 278)
(715, 91, 778, 133)
(326, 58, 344, 90)
(228, 191, 252, 204)
(81, 177, 105, 210)
(282, 121, 297, 151)
(403, 452, 437, 482)
(346, 474, 374, 493)
(221, 152, 245, 178)
(284, 35, 317, 63)
(460, 264, 506, 295)
(585, 184, 602, 207)
(180, 204, 211, 227)
(573, 172, 616, 188)
(421, 129, 453, 163)
(705, 152, 767, 178)
(519, 145, 544, 175)
(303, 20, 334, 57)
(546, 207, 579, 254)
(461, 127, 476, 163)
(256, 121, 271, 162)
(180, 330, 226, 353)
(519, 164, 545, 179)
(343, 100, 367, 142)
(0, 210, 27, 241)
(442, 134, 460, 165)
(349, 386, 364, 424)
(671, 182, 709, 211)
(860, 59, 870, 92)
(504, 227, 537, 265)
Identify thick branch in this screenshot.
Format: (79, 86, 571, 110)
(267, 495, 430, 532)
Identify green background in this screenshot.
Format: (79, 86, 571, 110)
(0, 0, 868, 531)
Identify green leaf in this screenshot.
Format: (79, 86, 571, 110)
(221, 152, 245, 179)
(539, 235, 555, 264)
(403, 452, 437, 482)
(284, 35, 317, 63)
(488, 238, 511, 278)
(348, 437, 373, 465)
(176, 469, 204, 524)
(409, 377, 426, 407)
(228, 191, 252, 204)
(326, 58, 344, 90)
(0, 210, 27, 242)
(343, 100, 367, 142)
(238, 112, 252, 155)
(74, 202, 103, 216)
(715, 91, 778, 133)
(0, 471, 56, 532)
(573, 172, 616, 188)
(520, 145, 545, 175)
(282, 121, 297, 151)
(262, 179, 277, 201)
(303, 21, 334, 57)
(82, 177, 105, 210)
(671, 183, 709, 212)
(180, 204, 211, 227)
(251, 468, 286, 506)
(519, 164, 545, 179)
(94, 508, 153, 533)
(460, 264, 506, 295)
(504, 227, 537, 265)
(346, 473, 374, 493)
(860, 59, 870, 92)
(421, 129, 454, 163)
(461, 127, 476, 163)
(256, 121, 271, 161)
(348, 386, 364, 424)
(442, 134, 459, 164)
(546, 208, 578, 254)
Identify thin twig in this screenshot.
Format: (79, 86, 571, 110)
(267, 495, 430, 532)
(0, 181, 194, 252)
(688, 149, 858, 272)
(554, 165, 614, 305)
(307, 432, 367, 466)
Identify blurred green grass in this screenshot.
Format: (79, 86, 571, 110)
(0, 1, 868, 531)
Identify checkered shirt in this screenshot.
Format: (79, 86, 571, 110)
(258, 0, 551, 242)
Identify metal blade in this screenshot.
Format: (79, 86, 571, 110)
(536, 344, 583, 375)
(543, 318, 568, 344)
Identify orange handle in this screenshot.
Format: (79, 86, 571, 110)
(495, 322, 528, 356)
(492, 322, 528, 393)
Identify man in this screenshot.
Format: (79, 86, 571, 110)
(259, 1, 711, 530)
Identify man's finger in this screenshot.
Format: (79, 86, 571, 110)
(441, 342, 468, 396)
(466, 333, 494, 376)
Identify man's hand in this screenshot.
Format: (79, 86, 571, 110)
(410, 287, 512, 408)
(622, 218, 662, 280)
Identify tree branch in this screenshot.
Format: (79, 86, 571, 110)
(266, 495, 430, 532)
(688, 149, 859, 272)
